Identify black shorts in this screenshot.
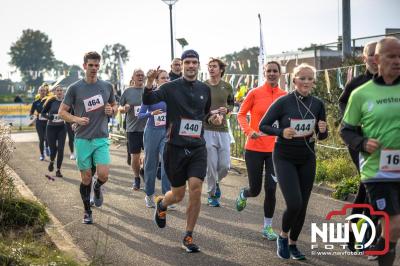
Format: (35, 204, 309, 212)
(163, 144, 207, 187)
(128, 132, 144, 154)
(365, 182, 400, 216)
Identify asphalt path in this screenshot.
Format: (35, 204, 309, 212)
(9, 132, 393, 266)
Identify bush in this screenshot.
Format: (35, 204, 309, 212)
(0, 197, 49, 230)
(316, 156, 358, 183)
(333, 175, 360, 200)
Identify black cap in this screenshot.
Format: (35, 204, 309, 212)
(181, 49, 199, 61)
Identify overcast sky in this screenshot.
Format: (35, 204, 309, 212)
(0, 0, 398, 82)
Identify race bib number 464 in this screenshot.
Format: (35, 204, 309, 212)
(290, 118, 315, 137)
(83, 94, 104, 112)
(380, 149, 400, 172)
(179, 119, 202, 138)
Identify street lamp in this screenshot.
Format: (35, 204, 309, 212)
(176, 38, 188, 52)
(162, 0, 178, 61)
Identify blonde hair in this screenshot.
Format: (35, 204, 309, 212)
(293, 63, 316, 78)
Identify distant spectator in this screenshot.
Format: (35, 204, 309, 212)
(14, 94, 23, 103)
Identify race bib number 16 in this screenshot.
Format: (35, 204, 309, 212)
(380, 149, 400, 172)
(179, 119, 202, 138)
(83, 94, 104, 112)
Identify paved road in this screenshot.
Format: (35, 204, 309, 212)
(10, 132, 391, 265)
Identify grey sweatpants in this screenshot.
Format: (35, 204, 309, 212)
(204, 130, 231, 196)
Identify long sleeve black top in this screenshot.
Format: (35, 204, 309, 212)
(142, 77, 211, 148)
(259, 91, 328, 160)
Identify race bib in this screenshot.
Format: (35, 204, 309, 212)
(154, 112, 166, 127)
(179, 119, 202, 138)
(379, 149, 400, 172)
(134, 106, 141, 116)
(52, 114, 63, 123)
(83, 94, 104, 112)
(38, 114, 47, 120)
(290, 118, 315, 137)
(260, 120, 279, 136)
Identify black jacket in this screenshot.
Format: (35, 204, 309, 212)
(143, 77, 211, 148)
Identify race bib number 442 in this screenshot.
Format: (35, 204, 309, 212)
(179, 119, 202, 138)
(154, 112, 166, 126)
(290, 118, 315, 137)
(380, 149, 400, 172)
(83, 94, 104, 112)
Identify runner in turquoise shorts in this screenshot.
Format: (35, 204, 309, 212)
(59, 51, 117, 224)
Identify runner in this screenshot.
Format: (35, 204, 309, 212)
(41, 85, 67, 177)
(235, 61, 286, 240)
(118, 69, 147, 190)
(339, 41, 378, 253)
(169, 58, 182, 80)
(204, 58, 234, 207)
(259, 63, 328, 260)
(341, 37, 400, 266)
(30, 85, 48, 161)
(143, 50, 223, 253)
(138, 69, 171, 208)
(59, 51, 117, 224)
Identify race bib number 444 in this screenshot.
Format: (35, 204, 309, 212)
(290, 118, 315, 137)
(380, 149, 400, 172)
(83, 95, 104, 112)
(179, 119, 202, 138)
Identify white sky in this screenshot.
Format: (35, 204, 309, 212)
(0, 0, 398, 83)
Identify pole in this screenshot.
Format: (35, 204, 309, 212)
(342, 0, 351, 59)
(169, 4, 174, 61)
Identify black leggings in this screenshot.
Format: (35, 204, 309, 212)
(66, 122, 74, 153)
(273, 152, 315, 242)
(35, 120, 47, 155)
(244, 150, 276, 218)
(46, 125, 67, 169)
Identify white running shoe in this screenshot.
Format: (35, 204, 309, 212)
(145, 195, 156, 208)
(70, 153, 76, 160)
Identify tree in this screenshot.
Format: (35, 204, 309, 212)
(101, 43, 129, 86)
(8, 29, 55, 89)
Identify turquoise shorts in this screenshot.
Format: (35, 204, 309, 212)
(74, 138, 110, 171)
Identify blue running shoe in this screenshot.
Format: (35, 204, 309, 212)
(132, 177, 140, 191)
(207, 196, 220, 207)
(215, 182, 221, 199)
(93, 186, 103, 207)
(45, 146, 51, 157)
(289, 245, 306, 260)
(39, 155, 45, 161)
(276, 235, 290, 259)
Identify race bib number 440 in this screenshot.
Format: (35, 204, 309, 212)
(290, 118, 315, 137)
(179, 119, 202, 138)
(83, 94, 104, 112)
(380, 149, 400, 172)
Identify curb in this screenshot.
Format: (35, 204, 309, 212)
(7, 165, 90, 265)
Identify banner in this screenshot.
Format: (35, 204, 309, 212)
(0, 103, 33, 127)
(258, 13, 265, 86)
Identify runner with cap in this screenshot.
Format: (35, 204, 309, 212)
(143, 49, 223, 253)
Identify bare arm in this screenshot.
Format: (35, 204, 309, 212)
(59, 103, 89, 125)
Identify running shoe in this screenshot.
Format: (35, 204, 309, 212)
(45, 146, 51, 157)
(93, 185, 103, 207)
(207, 196, 220, 207)
(90, 199, 95, 207)
(145, 195, 156, 208)
(262, 225, 278, 241)
(215, 182, 221, 199)
(132, 177, 141, 191)
(70, 153, 76, 160)
(235, 188, 247, 211)
(39, 155, 45, 161)
(139, 167, 144, 179)
(182, 236, 200, 253)
(276, 235, 290, 259)
(82, 211, 93, 224)
(55, 170, 63, 178)
(154, 196, 167, 228)
(48, 161, 54, 172)
(289, 245, 306, 260)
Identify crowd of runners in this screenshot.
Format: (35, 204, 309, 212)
(28, 36, 400, 264)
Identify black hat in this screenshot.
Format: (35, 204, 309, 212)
(181, 49, 199, 61)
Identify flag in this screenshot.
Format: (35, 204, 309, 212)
(117, 53, 125, 93)
(325, 69, 331, 94)
(258, 13, 265, 86)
